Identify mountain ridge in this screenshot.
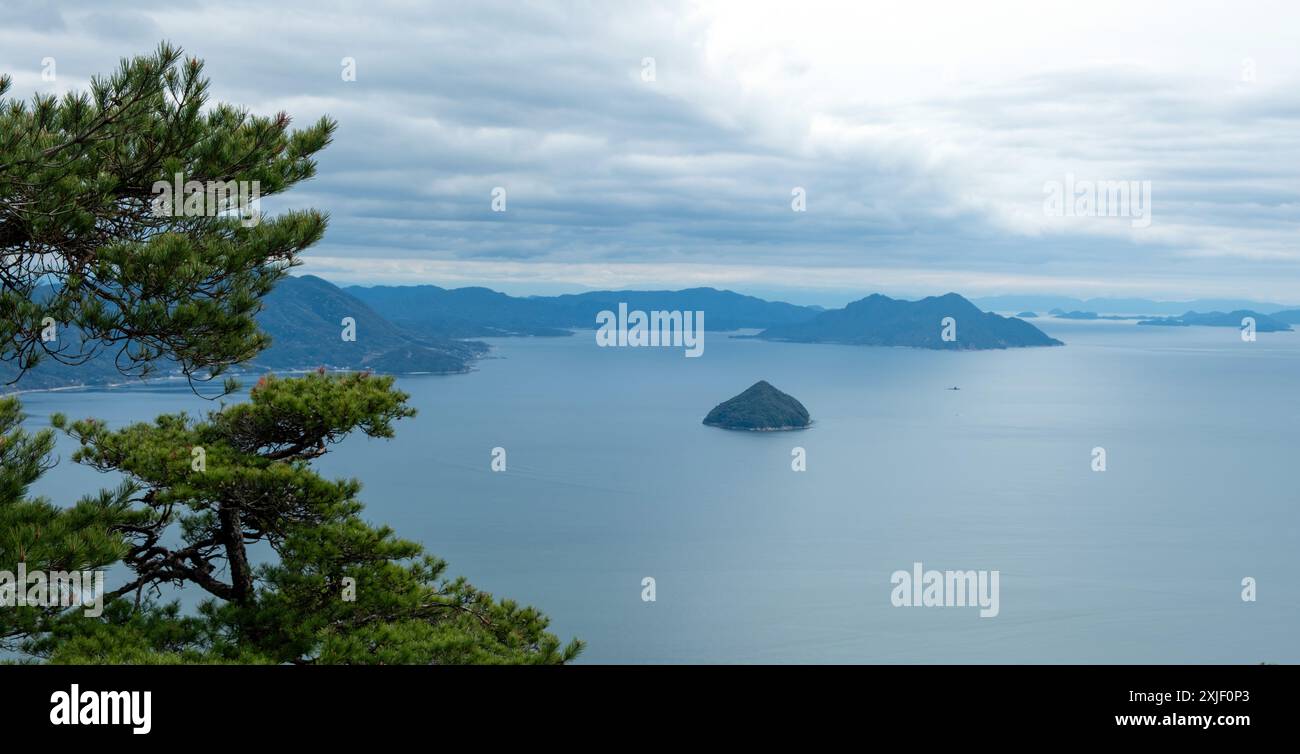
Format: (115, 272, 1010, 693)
(0, 275, 487, 392)
(345, 283, 821, 336)
(755, 292, 1063, 349)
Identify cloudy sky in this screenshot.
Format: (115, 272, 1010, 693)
(4, 0, 1299, 305)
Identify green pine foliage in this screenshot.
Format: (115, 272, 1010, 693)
(4, 370, 582, 664)
(0, 41, 332, 384)
(0, 46, 581, 664)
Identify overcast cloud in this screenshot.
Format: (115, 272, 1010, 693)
(3, 0, 1298, 304)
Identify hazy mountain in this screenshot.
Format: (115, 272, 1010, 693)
(342, 284, 571, 337)
(0, 347, 130, 392)
(1270, 309, 1300, 324)
(755, 293, 1063, 349)
(345, 284, 821, 335)
(2, 276, 486, 392)
(1136, 310, 1293, 331)
(253, 275, 485, 372)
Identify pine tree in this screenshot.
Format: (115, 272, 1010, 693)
(0, 41, 331, 384)
(0, 46, 581, 664)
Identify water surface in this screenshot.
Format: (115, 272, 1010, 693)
(21, 319, 1300, 663)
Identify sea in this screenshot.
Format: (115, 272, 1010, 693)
(19, 318, 1300, 663)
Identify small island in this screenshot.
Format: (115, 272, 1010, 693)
(1136, 310, 1293, 331)
(1053, 310, 1132, 321)
(703, 380, 812, 431)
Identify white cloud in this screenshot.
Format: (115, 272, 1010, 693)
(2, 0, 1298, 301)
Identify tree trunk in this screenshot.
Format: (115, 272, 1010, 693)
(218, 505, 254, 603)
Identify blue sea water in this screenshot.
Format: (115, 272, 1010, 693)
(18, 319, 1300, 663)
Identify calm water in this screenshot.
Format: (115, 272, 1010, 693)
(18, 319, 1300, 663)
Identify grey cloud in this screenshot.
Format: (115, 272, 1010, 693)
(4, 0, 66, 32)
(1, 1, 1298, 300)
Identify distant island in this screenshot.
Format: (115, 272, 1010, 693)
(19, 279, 1208, 394)
(1136, 310, 1293, 331)
(703, 381, 811, 431)
(754, 293, 1063, 349)
(1052, 310, 1134, 321)
(975, 294, 1300, 317)
(7, 280, 1073, 393)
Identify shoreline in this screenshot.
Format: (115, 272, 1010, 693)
(1, 363, 479, 398)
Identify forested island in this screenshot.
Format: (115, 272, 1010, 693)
(703, 381, 812, 431)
